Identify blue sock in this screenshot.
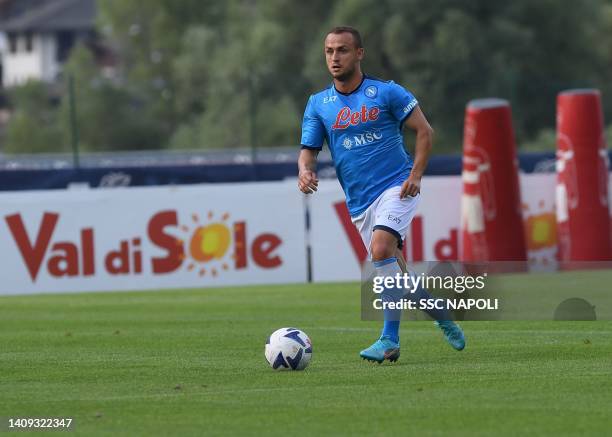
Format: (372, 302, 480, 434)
(373, 257, 403, 344)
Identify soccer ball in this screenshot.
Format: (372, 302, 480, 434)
(265, 328, 312, 370)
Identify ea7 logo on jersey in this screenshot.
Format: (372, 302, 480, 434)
(323, 95, 338, 104)
(332, 105, 380, 130)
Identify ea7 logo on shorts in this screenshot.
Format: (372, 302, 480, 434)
(323, 95, 338, 104)
(388, 214, 401, 224)
(332, 105, 380, 129)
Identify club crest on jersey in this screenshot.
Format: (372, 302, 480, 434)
(365, 85, 377, 98)
(332, 105, 380, 130)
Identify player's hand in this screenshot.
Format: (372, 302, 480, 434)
(298, 170, 319, 194)
(400, 174, 421, 198)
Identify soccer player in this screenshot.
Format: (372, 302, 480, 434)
(298, 26, 465, 363)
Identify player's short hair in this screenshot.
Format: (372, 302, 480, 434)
(326, 26, 363, 48)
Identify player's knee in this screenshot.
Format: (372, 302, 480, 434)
(370, 240, 395, 262)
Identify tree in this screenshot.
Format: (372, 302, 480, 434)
(59, 45, 165, 151)
(5, 0, 612, 153)
(4, 81, 63, 154)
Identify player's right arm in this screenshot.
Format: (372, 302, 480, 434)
(299, 94, 325, 195)
(298, 149, 319, 194)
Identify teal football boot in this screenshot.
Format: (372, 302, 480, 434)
(359, 336, 400, 363)
(435, 320, 466, 351)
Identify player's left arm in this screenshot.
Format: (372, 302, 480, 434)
(400, 106, 434, 199)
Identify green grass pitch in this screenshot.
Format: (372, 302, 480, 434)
(1, 274, 611, 436)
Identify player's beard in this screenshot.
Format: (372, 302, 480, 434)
(333, 64, 357, 82)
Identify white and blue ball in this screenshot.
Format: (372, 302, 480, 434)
(265, 328, 312, 371)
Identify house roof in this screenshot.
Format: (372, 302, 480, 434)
(0, 0, 96, 32)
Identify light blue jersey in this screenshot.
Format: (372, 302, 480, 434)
(300, 75, 418, 217)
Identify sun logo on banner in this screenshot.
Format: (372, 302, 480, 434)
(180, 212, 231, 277)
